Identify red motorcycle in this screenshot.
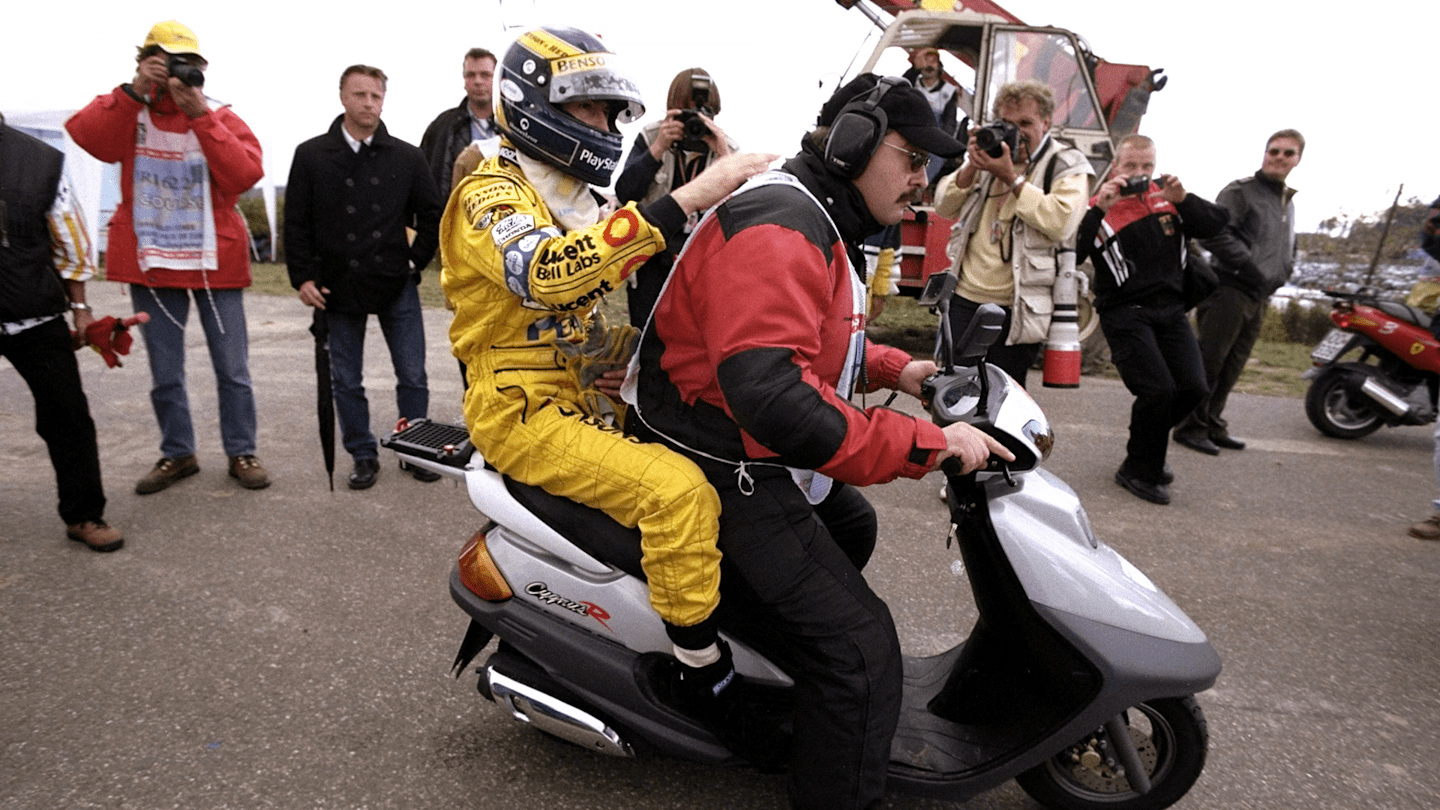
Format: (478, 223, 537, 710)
(1303, 287, 1440, 439)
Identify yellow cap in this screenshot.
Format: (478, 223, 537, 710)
(142, 21, 202, 57)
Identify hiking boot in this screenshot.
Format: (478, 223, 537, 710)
(66, 520, 124, 553)
(1409, 514, 1440, 540)
(135, 455, 200, 494)
(228, 455, 272, 489)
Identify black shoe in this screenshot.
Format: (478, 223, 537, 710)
(399, 459, 441, 483)
(1174, 434, 1220, 456)
(1211, 434, 1246, 450)
(348, 457, 379, 490)
(1115, 467, 1171, 505)
(1159, 462, 1175, 485)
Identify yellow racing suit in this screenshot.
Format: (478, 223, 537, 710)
(440, 141, 721, 635)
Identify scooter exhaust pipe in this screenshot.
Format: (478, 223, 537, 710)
(487, 669, 635, 758)
(1360, 376, 1411, 417)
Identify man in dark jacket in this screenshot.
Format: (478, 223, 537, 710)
(1076, 134, 1229, 504)
(1174, 129, 1303, 455)
(286, 65, 443, 489)
(419, 48, 497, 196)
(1, 114, 122, 551)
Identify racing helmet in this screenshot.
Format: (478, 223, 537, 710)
(495, 27, 644, 186)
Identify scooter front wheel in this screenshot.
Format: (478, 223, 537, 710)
(1015, 696, 1208, 810)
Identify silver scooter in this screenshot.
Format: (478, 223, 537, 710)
(385, 286, 1221, 810)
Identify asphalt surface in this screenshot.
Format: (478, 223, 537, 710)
(3, 281, 1438, 810)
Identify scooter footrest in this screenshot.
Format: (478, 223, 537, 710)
(381, 418, 473, 466)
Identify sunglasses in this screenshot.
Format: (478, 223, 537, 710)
(1267, 147, 1298, 157)
(881, 141, 929, 172)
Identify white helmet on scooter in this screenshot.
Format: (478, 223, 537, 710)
(495, 26, 645, 186)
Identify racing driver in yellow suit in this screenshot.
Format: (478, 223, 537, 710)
(439, 26, 776, 718)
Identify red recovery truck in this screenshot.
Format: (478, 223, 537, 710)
(834, 0, 1166, 383)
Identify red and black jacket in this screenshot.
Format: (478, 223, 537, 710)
(634, 152, 945, 485)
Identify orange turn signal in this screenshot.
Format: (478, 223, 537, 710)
(458, 527, 513, 601)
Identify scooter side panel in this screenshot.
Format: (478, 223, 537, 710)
(985, 469, 1208, 644)
(449, 570, 736, 764)
(475, 529, 794, 686)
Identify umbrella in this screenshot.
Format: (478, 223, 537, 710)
(310, 309, 336, 491)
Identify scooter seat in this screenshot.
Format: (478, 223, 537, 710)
(1375, 299, 1432, 330)
(502, 477, 646, 581)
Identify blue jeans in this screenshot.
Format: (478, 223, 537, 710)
(325, 282, 428, 460)
(131, 285, 258, 458)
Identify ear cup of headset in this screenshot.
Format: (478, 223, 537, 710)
(822, 76, 905, 179)
(824, 111, 884, 178)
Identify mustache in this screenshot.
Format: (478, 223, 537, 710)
(897, 189, 923, 205)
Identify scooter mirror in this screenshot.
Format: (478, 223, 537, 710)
(953, 303, 1006, 367)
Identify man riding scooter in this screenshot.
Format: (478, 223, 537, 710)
(628, 74, 1010, 810)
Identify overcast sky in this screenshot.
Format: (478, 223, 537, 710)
(5, 0, 1436, 233)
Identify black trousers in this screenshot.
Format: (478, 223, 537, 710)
(1177, 286, 1266, 441)
(945, 295, 1042, 388)
(0, 317, 107, 525)
(1099, 301, 1208, 482)
(701, 462, 899, 810)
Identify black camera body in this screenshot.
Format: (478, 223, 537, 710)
(675, 107, 714, 153)
(974, 120, 1020, 159)
(167, 55, 205, 89)
(1119, 175, 1151, 196)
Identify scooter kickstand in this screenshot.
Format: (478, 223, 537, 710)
(1103, 715, 1152, 795)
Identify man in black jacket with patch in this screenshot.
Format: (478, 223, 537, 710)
(1076, 134, 1229, 504)
(286, 65, 443, 489)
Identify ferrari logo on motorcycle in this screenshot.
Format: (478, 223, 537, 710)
(1413, 342, 1425, 356)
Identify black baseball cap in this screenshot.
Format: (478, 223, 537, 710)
(818, 73, 965, 159)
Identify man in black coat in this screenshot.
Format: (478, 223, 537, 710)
(285, 65, 443, 489)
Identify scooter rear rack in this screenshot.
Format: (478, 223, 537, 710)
(380, 418, 473, 467)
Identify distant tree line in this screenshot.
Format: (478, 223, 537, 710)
(1299, 196, 1432, 265)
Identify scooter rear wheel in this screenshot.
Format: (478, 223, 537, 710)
(1015, 696, 1207, 810)
(1305, 366, 1384, 439)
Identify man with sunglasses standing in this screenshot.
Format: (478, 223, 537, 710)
(1174, 129, 1303, 455)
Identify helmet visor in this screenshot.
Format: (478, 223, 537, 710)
(548, 52, 645, 124)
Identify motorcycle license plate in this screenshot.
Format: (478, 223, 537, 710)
(1311, 329, 1350, 363)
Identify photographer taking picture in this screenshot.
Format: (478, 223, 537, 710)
(615, 67, 738, 325)
(933, 80, 1092, 387)
(66, 20, 270, 495)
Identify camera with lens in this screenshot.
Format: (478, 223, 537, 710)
(675, 109, 713, 152)
(1119, 175, 1151, 196)
(167, 54, 205, 89)
(674, 71, 715, 152)
(973, 120, 1020, 159)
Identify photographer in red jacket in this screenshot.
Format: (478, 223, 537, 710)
(66, 20, 269, 495)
